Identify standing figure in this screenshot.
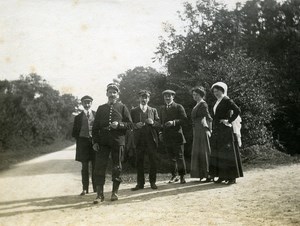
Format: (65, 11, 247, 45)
(210, 82, 244, 185)
(190, 86, 213, 182)
(92, 83, 132, 203)
(72, 95, 96, 195)
(131, 90, 160, 191)
(159, 90, 187, 184)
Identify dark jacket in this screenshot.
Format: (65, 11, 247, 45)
(92, 102, 132, 146)
(212, 96, 241, 129)
(72, 111, 96, 139)
(131, 106, 160, 148)
(159, 102, 187, 145)
(72, 111, 96, 162)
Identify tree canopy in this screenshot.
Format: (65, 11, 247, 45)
(0, 74, 78, 150)
(116, 0, 299, 154)
(154, 0, 300, 154)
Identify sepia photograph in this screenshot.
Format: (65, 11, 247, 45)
(0, 0, 299, 225)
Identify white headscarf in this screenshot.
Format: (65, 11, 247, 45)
(211, 82, 242, 147)
(211, 82, 228, 96)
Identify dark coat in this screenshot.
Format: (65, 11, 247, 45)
(92, 102, 132, 146)
(72, 111, 96, 162)
(159, 102, 187, 145)
(72, 111, 96, 139)
(130, 106, 160, 148)
(210, 96, 243, 179)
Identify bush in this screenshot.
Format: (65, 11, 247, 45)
(0, 74, 78, 150)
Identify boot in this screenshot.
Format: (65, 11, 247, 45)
(93, 185, 104, 204)
(180, 175, 186, 184)
(111, 181, 120, 201)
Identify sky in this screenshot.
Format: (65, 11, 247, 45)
(0, 0, 246, 109)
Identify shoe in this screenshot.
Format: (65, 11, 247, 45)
(111, 192, 118, 201)
(150, 183, 158, 189)
(180, 176, 186, 184)
(93, 195, 104, 204)
(203, 178, 213, 183)
(214, 178, 225, 184)
(131, 185, 144, 191)
(168, 176, 179, 183)
(225, 179, 236, 185)
(79, 190, 88, 196)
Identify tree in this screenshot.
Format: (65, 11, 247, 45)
(155, 0, 286, 149)
(0, 74, 78, 150)
(115, 67, 167, 109)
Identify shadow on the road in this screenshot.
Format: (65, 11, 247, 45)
(106, 181, 227, 206)
(0, 181, 227, 218)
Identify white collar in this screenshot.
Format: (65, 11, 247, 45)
(166, 101, 174, 106)
(213, 96, 225, 114)
(197, 99, 204, 104)
(84, 109, 92, 115)
(140, 104, 148, 112)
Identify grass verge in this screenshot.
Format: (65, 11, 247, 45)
(0, 139, 75, 171)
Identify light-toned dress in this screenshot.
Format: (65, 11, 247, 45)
(190, 101, 212, 178)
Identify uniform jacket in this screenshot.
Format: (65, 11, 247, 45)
(130, 106, 160, 148)
(159, 102, 187, 145)
(92, 102, 132, 146)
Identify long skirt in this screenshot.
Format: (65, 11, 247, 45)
(210, 124, 243, 179)
(190, 121, 211, 178)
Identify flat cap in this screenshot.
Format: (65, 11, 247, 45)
(138, 89, 151, 97)
(106, 83, 120, 92)
(162, 89, 176, 95)
(81, 95, 93, 102)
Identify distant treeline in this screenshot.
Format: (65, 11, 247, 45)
(115, 0, 300, 155)
(0, 74, 78, 150)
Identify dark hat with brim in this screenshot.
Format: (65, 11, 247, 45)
(81, 95, 93, 102)
(162, 89, 176, 95)
(138, 89, 151, 97)
(107, 83, 120, 92)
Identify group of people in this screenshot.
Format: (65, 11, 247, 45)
(72, 82, 244, 204)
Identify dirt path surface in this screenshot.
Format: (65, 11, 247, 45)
(0, 145, 299, 226)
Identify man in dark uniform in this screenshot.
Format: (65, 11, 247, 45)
(130, 90, 160, 191)
(159, 90, 187, 184)
(92, 83, 132, 203)
(72, 95, 96, 195)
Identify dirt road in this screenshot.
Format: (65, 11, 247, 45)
(0, 145, 299, 226)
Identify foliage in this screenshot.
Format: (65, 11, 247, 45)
(115, 66, 167, 109)
(155, 0, 300, 153)
(0, 74, 78, 150)
(166, 51, 275, 147)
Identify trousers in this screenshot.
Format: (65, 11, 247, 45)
(136, 140, 157, 186)
(166, 144, 186, 176)
(81, 160, 95, 191)
(94, 144, 124, 186)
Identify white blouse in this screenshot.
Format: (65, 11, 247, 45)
(213, 95, 225, 114)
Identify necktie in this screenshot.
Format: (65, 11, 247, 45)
(87, 111, 90, 119)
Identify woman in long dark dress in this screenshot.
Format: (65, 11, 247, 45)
(190, 86, 213, 182)
(210, 82, 243, 185)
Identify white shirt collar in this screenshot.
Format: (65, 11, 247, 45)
(84, 109, 92, 115)
(166, 101, 174, 107)
(140, 104, 148, 112)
